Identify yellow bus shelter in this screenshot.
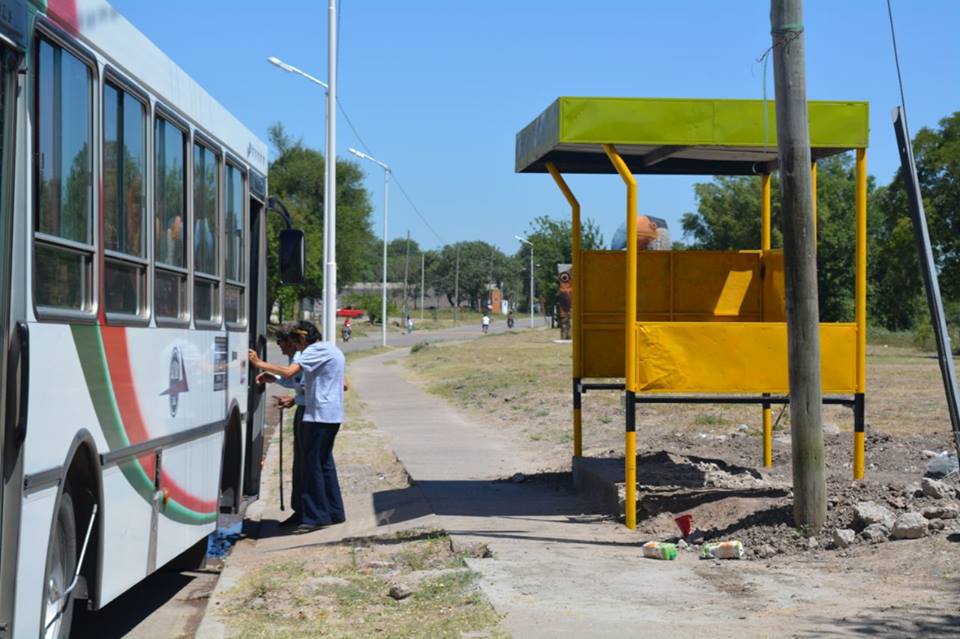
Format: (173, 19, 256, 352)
(515, 97, 869, 529)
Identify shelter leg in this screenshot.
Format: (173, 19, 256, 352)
(762, 398, 773, 468)
(853, 393, 865, 479)
(573, 378, 582, 458)
(625, 391, 637, 529)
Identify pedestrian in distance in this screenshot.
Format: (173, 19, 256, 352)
(249, 321, 347, 534)
(256, 322, 308, 529)
(406, 316, 414, 334)
(481, 314, 491, 334)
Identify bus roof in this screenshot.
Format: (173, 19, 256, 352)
(39, 0, 268, 175)
(515, 97, 869, 176)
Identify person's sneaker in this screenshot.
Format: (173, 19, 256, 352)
(278, 513, 301, 529)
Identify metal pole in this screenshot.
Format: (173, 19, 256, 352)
(529, 245, 534, 329)
(420, 252, 425, 321)
(381, 167, 389, 347)
(403, 229, 411, 321)
(323, 0, 338, 343)
(894, 107, 960, 457)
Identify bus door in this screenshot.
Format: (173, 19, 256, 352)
(0, 3, 26, 633)
(243, 183, 266, 498)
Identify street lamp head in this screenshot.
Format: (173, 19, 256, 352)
(515, 235, 532, 246)
(349, 147, 390, 171)
(267, 56, 296, 73)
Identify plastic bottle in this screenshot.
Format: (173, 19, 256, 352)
(642, 541, 678, 560)
(700, 540, 744, 560)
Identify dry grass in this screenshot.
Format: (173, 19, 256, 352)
(223, 530, 503, 639)
(404, 330, 959, 467)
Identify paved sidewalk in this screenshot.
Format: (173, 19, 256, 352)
(349, 350, 749, 638)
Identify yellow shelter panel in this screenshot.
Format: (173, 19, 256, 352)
(762, 251, 786, 321)
(634, 322, 858, 393)
(672, 251, 761, 319)
(582, 251, 625, 315)
(583, 326, 625, 378)
(637, 252, 671, 316)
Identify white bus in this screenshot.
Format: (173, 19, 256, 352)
(0, 1, 302, 636)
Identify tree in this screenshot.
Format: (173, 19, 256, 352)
(869, 111, 960, 332)
(679, 154, 874, 322)
(428, 241, 509, 310)
(266, 123, 378, 318)
(516, 216, 604, 315)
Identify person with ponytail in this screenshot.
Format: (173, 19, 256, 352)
(250, 321, 347, 533)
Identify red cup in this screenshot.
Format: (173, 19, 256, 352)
(675, 514, 693, 538)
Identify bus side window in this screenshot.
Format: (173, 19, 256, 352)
(224, 163, 245, 327)
(154, 115, 188, 322)
(193, 141, 220, 326)
(34, 37, 95, 315)
(103, 81, 148, 320)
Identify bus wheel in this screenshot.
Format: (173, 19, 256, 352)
(42, 490, 77, 639)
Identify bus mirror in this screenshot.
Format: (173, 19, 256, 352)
(279, 229, 305, 284)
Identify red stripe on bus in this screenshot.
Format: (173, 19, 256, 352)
(101, 326, 217, 512)
(46, 0, 80, 34)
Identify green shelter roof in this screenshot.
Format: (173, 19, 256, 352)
(515, 97, 869, 176)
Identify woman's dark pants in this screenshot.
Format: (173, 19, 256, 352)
(291, 405, 305, 513)
(300, 421, 346, 526)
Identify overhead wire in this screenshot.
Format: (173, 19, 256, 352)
(885, 0, 910, 140)
(335, 98, 446, 246)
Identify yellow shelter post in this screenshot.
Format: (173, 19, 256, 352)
(546, 162, 583, 458)
(811, 161, 818, 239)
(854, 148, 867, 479)
(761, 173, 773, 468)
(603, 144, 638, 529)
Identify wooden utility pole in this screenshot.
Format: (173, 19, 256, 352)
(771, 0, 826, 529)
(420, 252, 426, 321)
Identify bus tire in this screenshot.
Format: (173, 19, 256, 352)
(42, 490, 77, 639)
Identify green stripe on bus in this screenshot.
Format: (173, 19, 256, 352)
(70, 325, 216, 525)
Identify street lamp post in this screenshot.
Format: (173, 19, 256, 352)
(515, 235, 534, 328)
(349, 148, 391, 347)
(267, 51, 338, 343)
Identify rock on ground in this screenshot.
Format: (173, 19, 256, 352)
(861, 523, 890, 544)
(891, 512, 928, 540)
(855, 501, 896, 529)
(832, 529, 855, 549)
(921, 477, 954, 500)
(921, 505, 959, 520)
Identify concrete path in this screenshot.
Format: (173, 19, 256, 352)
(349, 349, 749, 638)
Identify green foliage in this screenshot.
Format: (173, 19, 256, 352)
(871, 111, 960, 332)
(266, 123, 379, 316)
(428, 241, 510, 310)
(515, 215, 604, 314)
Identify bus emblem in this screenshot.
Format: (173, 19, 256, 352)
(161, 346, 189, 416)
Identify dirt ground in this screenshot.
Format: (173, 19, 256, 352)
(404, 329, 960, 627)
(215, 385, 503, 639)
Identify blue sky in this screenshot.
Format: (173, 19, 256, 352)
(110, 1, 960, 254)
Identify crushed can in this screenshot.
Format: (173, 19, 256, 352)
(642, 541, 678, 560)
(700, 540, 744, 560)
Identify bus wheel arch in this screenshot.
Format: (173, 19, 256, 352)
(219, 407, 243, 513)
(41, 431, 104, 635)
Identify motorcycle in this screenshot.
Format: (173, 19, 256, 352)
(341, 326, 352, 342)
(507, 316, 515, 329)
